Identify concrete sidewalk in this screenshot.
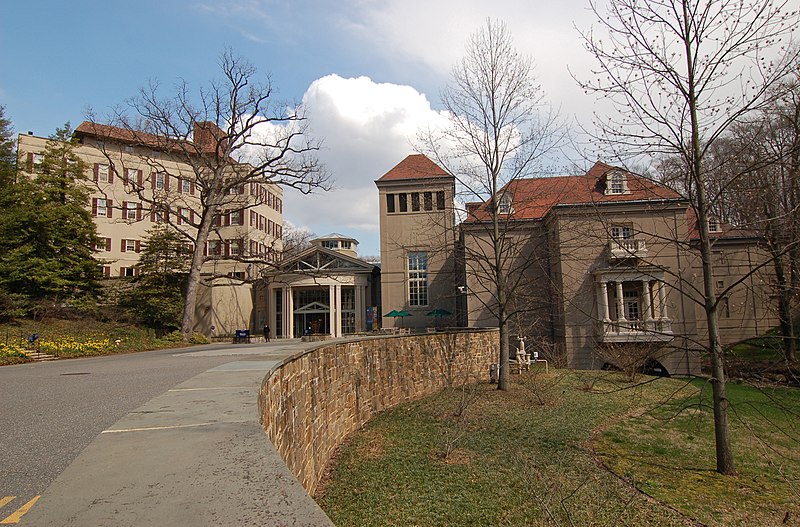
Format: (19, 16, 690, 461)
(22, 340, 337, 527)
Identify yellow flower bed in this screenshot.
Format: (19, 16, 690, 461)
(38, 336, 116, 356)
(0, 342, 30, 359)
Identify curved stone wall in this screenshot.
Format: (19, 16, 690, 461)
(258, 330, 498, 495)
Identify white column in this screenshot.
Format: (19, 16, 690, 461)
(599, 281, 610, 322)
(329, 284, 336, 336)
(658, 281, 669, 319)
(355, 285, 364, 333)
(335, 284, 343, 337)
(282, 286, 294, 339)
(615, 281, 626, 321)
(641, 280, 651, 321)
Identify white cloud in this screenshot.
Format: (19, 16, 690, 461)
(281, 74, 449, 255)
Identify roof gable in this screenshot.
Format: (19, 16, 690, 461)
(278, 246, 375, 273)
(376, 154, 451, 182)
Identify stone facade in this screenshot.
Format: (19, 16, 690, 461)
(258, 330, 499, 495)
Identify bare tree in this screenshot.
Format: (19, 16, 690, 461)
(280, 221, 315, 259)
(577, 0, 800, 475)
(421, 19, 565, 391)
(87, 50, 329, 341)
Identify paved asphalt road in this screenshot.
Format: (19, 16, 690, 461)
(0, 344, 247, 522)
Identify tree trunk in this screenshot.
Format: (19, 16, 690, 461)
(498, 305, 510, 390)
(180, 206, 216, 342)
(773, 251, 797, 362)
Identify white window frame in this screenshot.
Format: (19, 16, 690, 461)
(408, 251, 429, 307)
(125, 239, 137, 253)
(126, 168, 138, 185)
(607, 172, 627, 195)
(125, 202, 138, 220)
(181, 178, 192, 193)
(610, 225, 633, 240)
(96, 198, 109, 217)
(155, 173, 166, 190)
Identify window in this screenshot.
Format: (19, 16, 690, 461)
(95, 237, 111, 252)
(177, 207, 191, 225)
(716, 280, 725, 290)
(411, 192, 420, 212)
(708, 217, 721, 233)
(97, 164, 111, 183)
(180, 178, 192, 194)
(436, 191, 445, 210)
(33, 153, 44, 166)
(399, 193, 408, 212)
(341, 241, 352, 250)
(408, 251, 429, 307)
(386, 193, 396, 213)
(623, 290, 639, 320)
(607, 171, 627, 194)
(123, 201, 139, 221)
(94, 198, 111, 218)
(322, 240, 338, 249)
(423, 192, 433, 211)
(125, 168, 139, 186)
(229, 211, 241, 225)
(497, 194, 512, 214)
(208, 240, 221, 256)
(155, 173, 166, 190)
(123, 239, 139, 253)
(610, 225, 633, 240)
(228, 240, 241, 256)
(120, 267, 136, 277)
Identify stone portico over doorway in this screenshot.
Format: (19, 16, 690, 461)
(264, 235, 379, 339)
(592, 267, 674, 343)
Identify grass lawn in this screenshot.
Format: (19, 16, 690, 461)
(317, 370, 800, 527)
(0, 318, 206, 364)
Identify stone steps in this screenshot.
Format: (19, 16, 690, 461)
(26, 351, 59, 362)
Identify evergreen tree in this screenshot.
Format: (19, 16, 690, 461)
(0, 124, 101, 314)
(119, 225, 189, 331)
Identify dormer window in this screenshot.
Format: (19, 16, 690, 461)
(497, 194, 513, 215)
(606, 171, 628, 195)
(708, 216, 721, 233)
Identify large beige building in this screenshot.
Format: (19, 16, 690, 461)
(17, 122, 283, 335)
(377, 156, 778, 375)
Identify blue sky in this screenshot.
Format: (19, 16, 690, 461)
(1, 1, 595, 256)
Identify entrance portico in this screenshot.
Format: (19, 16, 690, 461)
(264, 238, 378, 339)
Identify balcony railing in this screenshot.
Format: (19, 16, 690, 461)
(600, 318, 673, 343)
(608, 239, 647, 259)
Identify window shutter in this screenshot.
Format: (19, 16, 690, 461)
(164, 175, 170, 191)
(151, 172, 156, 189)
(134, 268, 140, 277)
(122, 201, 128, 218)
(137, 203, 143, 221)
(224, 242, 230, 257)
(177, 179, 183, 194)
(203, 243, 208, 256)
(120, 268, 125, 277)
(190, 210, 195, 223)
(121, 239, 126, 253)
(224, 213, 230, 226)
(190, 181, 196, 194)
(27, 152, 34, 170)
(122, 169, 129, 185)
(107, 199, 113, 218)
(137, 170, 143, 187)
(93, 163, 100, 183)
(239, 210, 244, 225)
(135, 240, 141, 253)
(150, 209, 156, 222)
(92, 198, 98, 216)
(105, 238, 112, 252)
(108, 163, 114, 184)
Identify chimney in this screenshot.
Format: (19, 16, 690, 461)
(193, 121, 228, 154)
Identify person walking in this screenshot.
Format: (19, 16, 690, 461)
(263, 324, 270, 342)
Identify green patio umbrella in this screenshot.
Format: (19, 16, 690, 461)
(384, 309, 412, 328)
(425, 308, 452, 317)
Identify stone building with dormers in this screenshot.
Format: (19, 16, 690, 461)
(376, 155, 778, 375)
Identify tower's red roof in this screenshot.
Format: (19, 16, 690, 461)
(376, 154, 450, 182)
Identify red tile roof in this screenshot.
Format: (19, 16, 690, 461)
(466, 162, 683, 222)
(74, 121, 224, 155)
(376, 154, 451, 182)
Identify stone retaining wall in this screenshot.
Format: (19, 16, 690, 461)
(258, 330, 499, 495)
